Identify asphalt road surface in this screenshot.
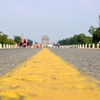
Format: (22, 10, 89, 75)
(49, 48, 100, 80)
(0, 48, 41, 76)
(0, 48, 100, 80)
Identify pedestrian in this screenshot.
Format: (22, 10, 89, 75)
(57, 43, 60, 48)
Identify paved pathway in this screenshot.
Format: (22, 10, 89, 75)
(0, 48, 100, 100)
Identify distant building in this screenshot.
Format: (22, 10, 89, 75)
(41, 35, 49, 46)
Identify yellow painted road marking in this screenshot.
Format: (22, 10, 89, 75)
(0, 48, 100, 100)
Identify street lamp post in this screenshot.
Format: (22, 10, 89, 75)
(22, 33, 23, 39)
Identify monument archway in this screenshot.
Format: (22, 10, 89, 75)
(41, 35, 49, 45)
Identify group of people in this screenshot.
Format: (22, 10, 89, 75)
(19, 39, 29, 47)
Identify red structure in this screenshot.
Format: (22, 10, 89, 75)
(21, 39, 29, 47)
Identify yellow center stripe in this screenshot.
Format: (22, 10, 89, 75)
(0, 48, 100, 100)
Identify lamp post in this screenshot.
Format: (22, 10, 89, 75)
(22, 33, 23, 39)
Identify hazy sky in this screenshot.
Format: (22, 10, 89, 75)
(0, 0, 100, 43)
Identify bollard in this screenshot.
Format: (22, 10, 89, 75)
(88, 44, 90, 48)
(79, 44, 81, 48)
(0, 43, 2, 48)
(85, 44, 87, 48)
(92, 43, 95, 48)
(82, 44, 84, 48)
(97, 43, 99, 48)
(3, 44, 5, 48)
(8, 44, 10, 48)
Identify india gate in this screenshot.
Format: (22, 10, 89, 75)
(41, 35, 49, 45)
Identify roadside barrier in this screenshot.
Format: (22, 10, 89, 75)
(0, 43, 17, 49)
(0, 43, 100, 49)
(59, 43, 100, 49)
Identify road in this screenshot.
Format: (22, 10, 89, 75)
(0, 48, 100, 100)
(0, 48, 41, 76)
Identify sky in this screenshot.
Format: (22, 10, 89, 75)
(0, 0, 100, 44)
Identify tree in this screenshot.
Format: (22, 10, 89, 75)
(14, 36, 22, 44)
(0, 31, 3, 43)
(1, 34, 8, 44)
(88, 26, 100, 44)
(0, 35, 2, 43)
(8, 38, 15, 44)
(58, 39, 67, 45)
(58, 33, 92, 45)
(66, 38, 70, 45)
(35, 42, 38, 44)
(77, 33, 86, 44)
(88, 26, 97, 35)
(27, 39, 33, 46)
(0, 31, 3, 35)
(85, 36, 92, 44)
(92, 27, 100, 44)
(69, 34, 80, 45)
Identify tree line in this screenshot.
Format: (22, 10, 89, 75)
(0, 31, 15, 45)
(0, 31, 33, 46)
(1, 24, 100, 46)
(58, 26, 100, 45)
